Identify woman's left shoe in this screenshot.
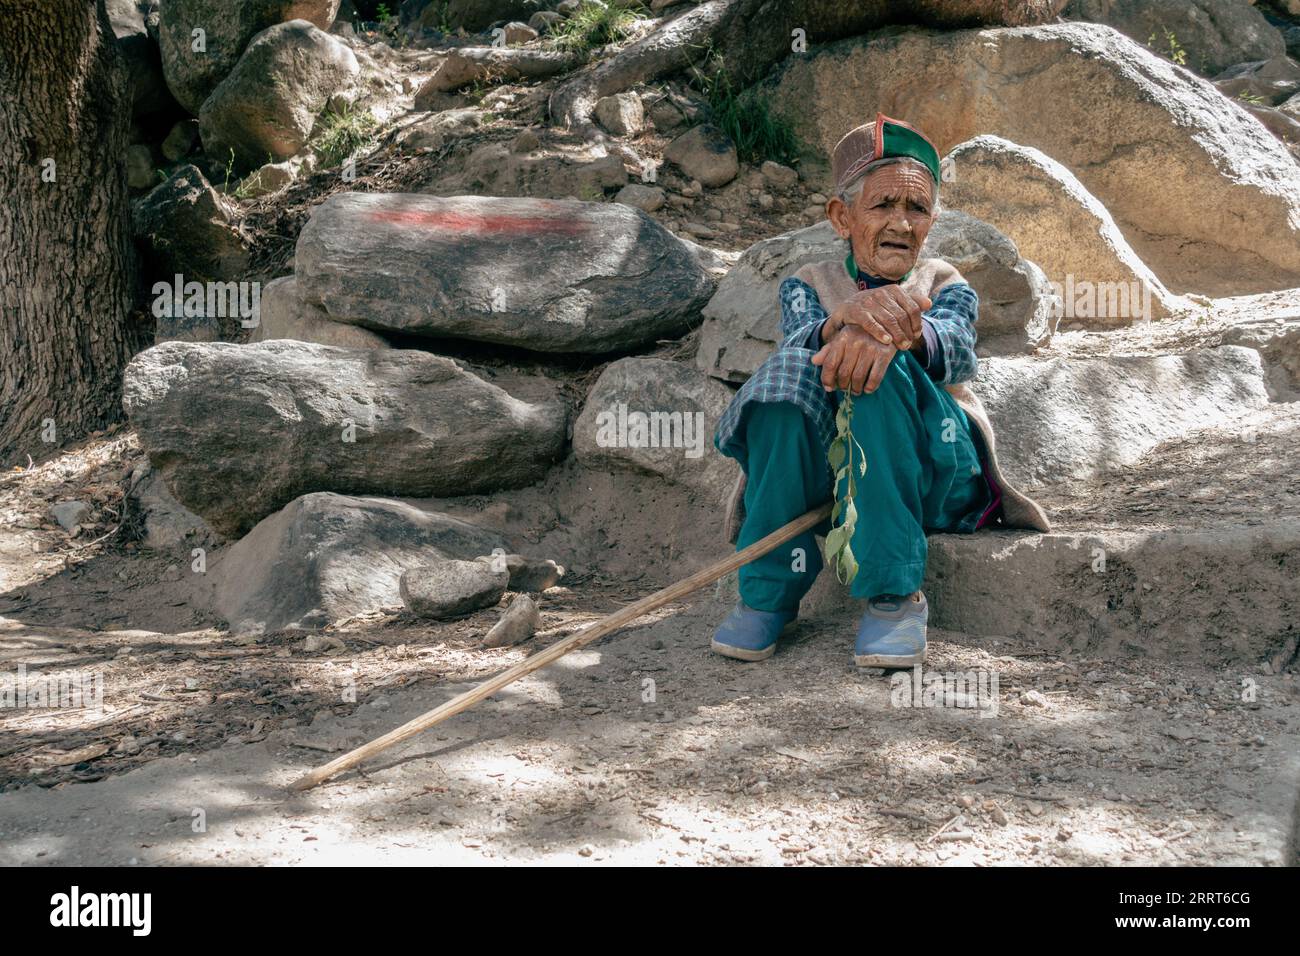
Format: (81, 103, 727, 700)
(854, 591, 928, 667)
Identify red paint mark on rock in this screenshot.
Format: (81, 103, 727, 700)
(367, 209, 590, 236)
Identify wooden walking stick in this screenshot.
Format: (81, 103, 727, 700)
(290, 502, 832, 791)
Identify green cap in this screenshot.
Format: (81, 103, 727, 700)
(832, 113, 941, 194)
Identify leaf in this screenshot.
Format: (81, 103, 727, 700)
(825, 525, 848, 557)
(841, 549, 859, 585)
(828, 440, 846, 471)
(835, 546, 858, 585)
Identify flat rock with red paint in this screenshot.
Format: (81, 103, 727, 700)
(293, 192, 717, 354)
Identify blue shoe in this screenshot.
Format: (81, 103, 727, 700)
(854, 591, 928, 667)
(710, 602, 797, 662)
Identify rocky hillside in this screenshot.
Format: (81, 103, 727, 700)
(103, 0, 1300, 641)
(1, 0, 1297, 864)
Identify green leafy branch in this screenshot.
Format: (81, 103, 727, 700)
(1146, 27, 1186, 66)
(825, 394, 866, 585)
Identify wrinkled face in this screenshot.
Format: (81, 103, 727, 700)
(826, 161, 937, 281)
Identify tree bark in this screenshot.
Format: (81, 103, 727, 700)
(0, 0, 137, 466)
(419, 46, 588, 99)
(549, 0, 734, 144)
(548, 0, 1069, 137)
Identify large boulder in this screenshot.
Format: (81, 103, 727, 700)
(211, 493, 501, 633)
(159, 0, 342, 116)
(122, 340, 567, 537)
(199, 19, 359, 171)
(767, 23, 1300, 296)
(132, 164, 250, 283)
(1062, 0, 1284, 76)
(695, 216, 1051, 383)
(697, 0, 1070, 93)
(573, 358, 735, 500)
(944, 135, 1178, 322)
(294, 193, 715, 353)
(1214, 56, 1300, 106)
(976, 346, 1269, 488)
(1241, 101, 1300, 161)
(250, 276, 390, 348)
(919, 210, 1056, 349)
(695, 222, 844, 384)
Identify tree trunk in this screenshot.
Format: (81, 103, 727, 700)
(0, 0, 137, 466)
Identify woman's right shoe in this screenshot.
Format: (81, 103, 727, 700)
(710, 602, 797, 662)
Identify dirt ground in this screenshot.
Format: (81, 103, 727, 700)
(1, 426, 1298, 866)
(2, 598, 1297, 866)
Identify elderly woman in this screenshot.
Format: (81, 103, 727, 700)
(711, 114, 1049, 667)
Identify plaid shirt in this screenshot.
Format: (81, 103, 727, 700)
(715, 275, 980, 461)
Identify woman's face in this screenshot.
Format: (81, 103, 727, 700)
(826, 161, 936, 281)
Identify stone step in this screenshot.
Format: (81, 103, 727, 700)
(722, 517, 1299, 667)
(921, 520, 1299, 665)
(718, 401, 1300, 666)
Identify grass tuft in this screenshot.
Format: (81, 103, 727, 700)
(691, 49, 801, 167)
(313, 106, 381, 169)
(548, 0, 649, 54)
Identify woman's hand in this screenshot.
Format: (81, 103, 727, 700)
(822, 286, 932, 351)
(811, 325, 897, 395)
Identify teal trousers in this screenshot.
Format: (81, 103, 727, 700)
(734, 351, 990, 612)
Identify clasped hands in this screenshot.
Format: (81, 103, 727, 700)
(810, 286, 932, 395)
